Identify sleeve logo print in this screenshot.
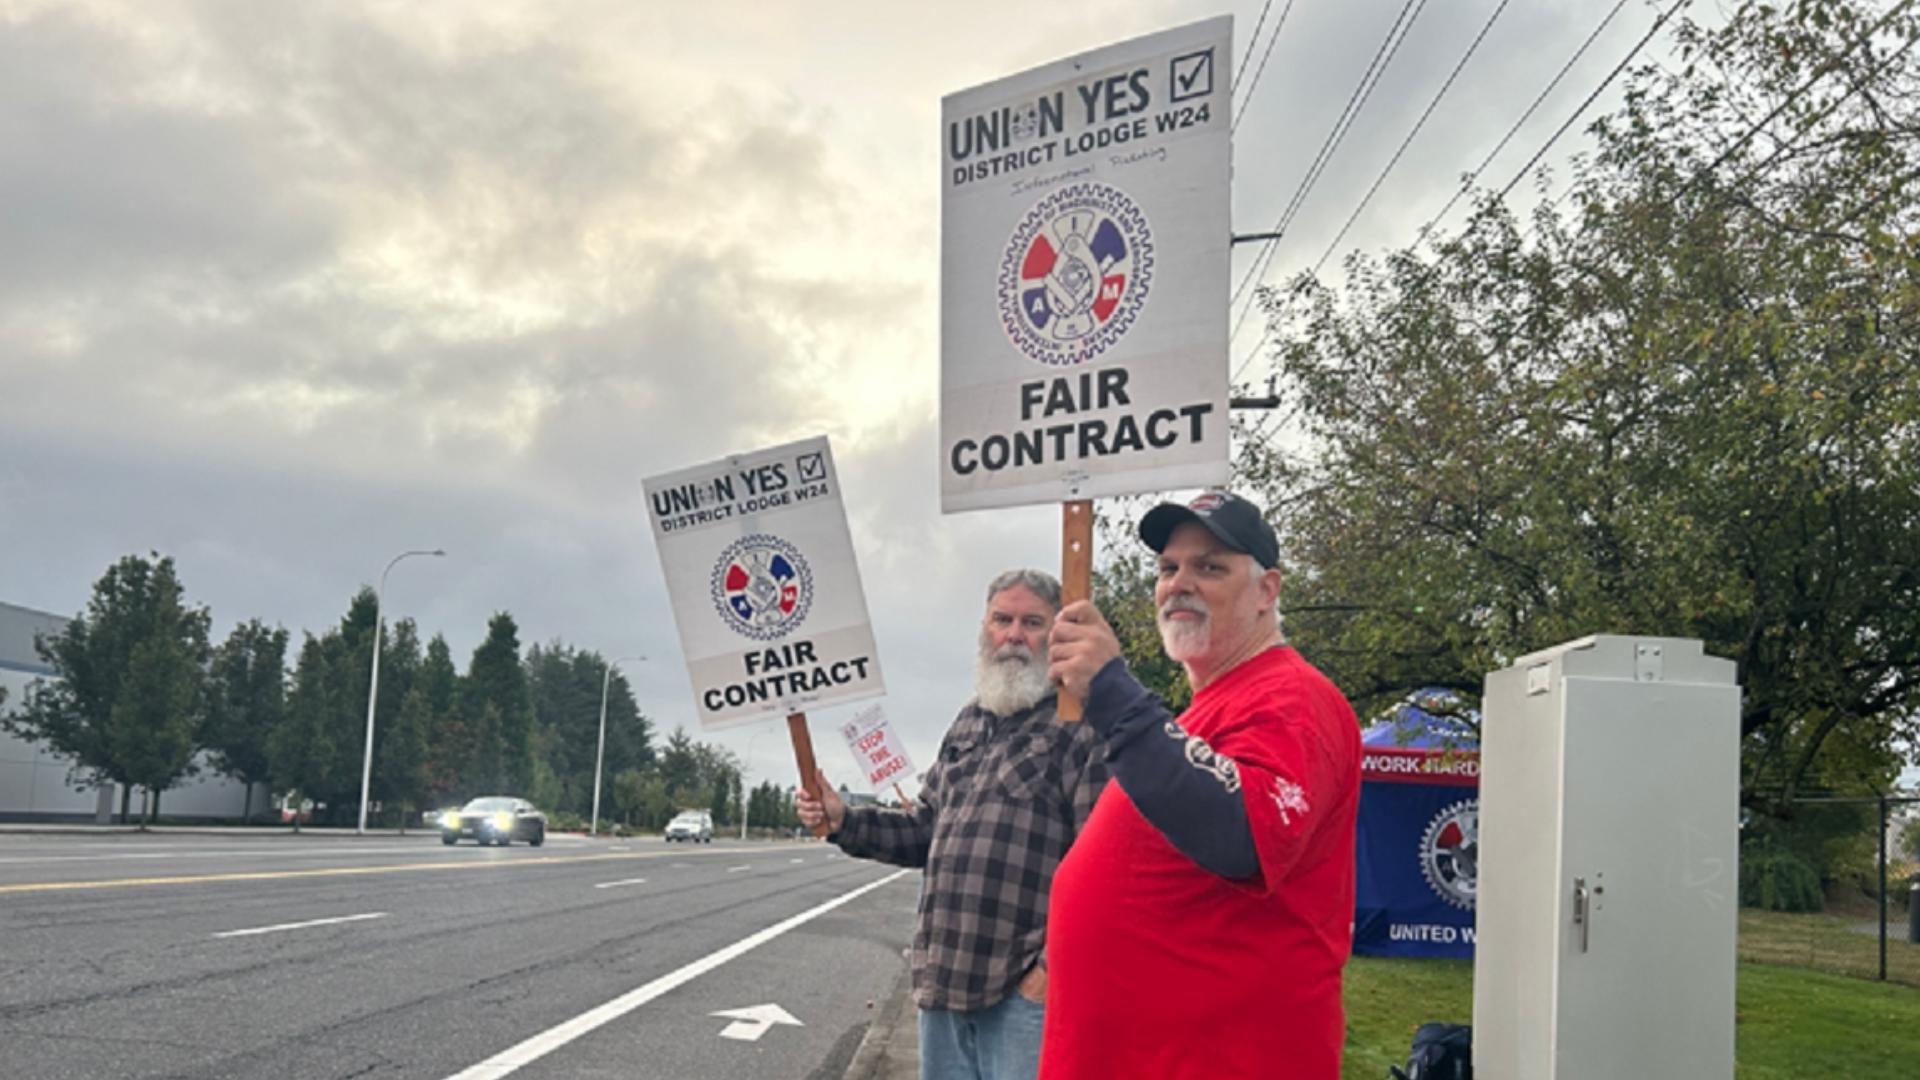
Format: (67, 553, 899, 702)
(1163, 721, 1240, 792)
(1270, 777, 1311, 825)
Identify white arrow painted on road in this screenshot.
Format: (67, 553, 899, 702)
(711, 1003, 803, 1042)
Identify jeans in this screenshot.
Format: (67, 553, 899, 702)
(918, 991, 1046, 1080)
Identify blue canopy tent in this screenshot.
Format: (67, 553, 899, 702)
(1352, 691, 1481, 959)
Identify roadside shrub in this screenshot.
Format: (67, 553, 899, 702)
(1741, 842, 1824, 912)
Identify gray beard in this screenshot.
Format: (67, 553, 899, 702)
(974, 654, 1052, 717)
(1158, 614, 1212, 663)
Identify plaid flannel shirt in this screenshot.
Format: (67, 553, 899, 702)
(831, 694, 1107, 1011)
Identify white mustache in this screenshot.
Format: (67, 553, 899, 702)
(1158, 597, 1208, 620)
(992, 642, 1034, 663)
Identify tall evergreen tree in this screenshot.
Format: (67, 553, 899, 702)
(204, 619, 289, 822)
(270, 634, 339, 832)
(464, 614, 533, 792)
(417, 634, 465, 806)
(377, 688, 432, 829)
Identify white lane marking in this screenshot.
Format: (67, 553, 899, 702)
(610, 846, 630, 852)
(0, 845, 459, 866)
(441, 869, 909, 1080)
(789, 858, 804, 864)
(594, 877, 648, 890)
(726, 865, 752, 873)
(213, 912, 388, 938)
(671, 862, 690, 868)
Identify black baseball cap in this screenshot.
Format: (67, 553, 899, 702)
(1138, 491, 1279, 569)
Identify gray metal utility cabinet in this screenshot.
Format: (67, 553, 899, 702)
(1473, 635, 1739, 1080)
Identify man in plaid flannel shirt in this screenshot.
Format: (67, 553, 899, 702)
(797, 568, 1107, 1080)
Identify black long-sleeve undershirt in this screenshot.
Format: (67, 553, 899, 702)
(1082, 657, 1259, 879)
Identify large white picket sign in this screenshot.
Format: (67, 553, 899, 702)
(940, 16, 1232, 512)
(643, 436, 884, 729)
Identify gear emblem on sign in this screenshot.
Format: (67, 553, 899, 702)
(1420, 798, 1479, 911)
(709, 534, 814, 641)
(997, 181, 1154, 367)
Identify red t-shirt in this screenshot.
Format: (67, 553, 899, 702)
(1040, 646, 1361, 1080)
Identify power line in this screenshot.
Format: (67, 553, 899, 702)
(1226, 0, 1432, 385)
(1229, 1, 1432, 386)
(1311, 0, 1516, 275)
(1239, 0, 1920, 452)
(1230, 0, 1428, 316)
(1233, 0, 1301, 136)
(1534, 0, 1919, 224)
(1233, 0, 1274, 87)
(1417, 0, 1631, 242)
(1495, 0, 1694, 201)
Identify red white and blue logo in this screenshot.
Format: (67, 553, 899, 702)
(709, 534, 814, 641)
(1420, 798, 1479, 910)
(998, 182, 1153, 367)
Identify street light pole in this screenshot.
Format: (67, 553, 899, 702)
(591, 654, 645, 838)
(357, 548, 445, 835)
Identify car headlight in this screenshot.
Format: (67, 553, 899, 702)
(444, 813, 461, 829)
(492, 812, 514, 831)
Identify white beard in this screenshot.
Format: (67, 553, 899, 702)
(1158, 599, 1212, 663)
(973, 645, 1052, 717)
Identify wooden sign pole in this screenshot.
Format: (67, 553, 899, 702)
(788, 711, 831, 837)
(1057, 499, 1094, 721)
(892, 782, 913, 807)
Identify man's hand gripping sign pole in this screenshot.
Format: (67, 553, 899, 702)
(644, 436, 885, 835)
(939, 17, 1234, 715)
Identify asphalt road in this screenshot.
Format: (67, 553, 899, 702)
(0, 831, 917, 1080)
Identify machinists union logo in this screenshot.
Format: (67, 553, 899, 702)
(1420, 798, 1478, 911)
(709, 534, 814, 641)
(997, 181, 1154, 367)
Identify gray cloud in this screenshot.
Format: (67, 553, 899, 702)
(0, 0, 1665, 787)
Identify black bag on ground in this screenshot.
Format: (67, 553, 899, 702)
(1387, 1022, 1472, 1080)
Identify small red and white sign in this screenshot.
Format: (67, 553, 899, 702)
(839, 705, 916, 791)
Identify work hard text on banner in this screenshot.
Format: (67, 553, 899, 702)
(838, 705, 916, 791)
(940, 16, 1232, 512)
(643, 436, 885, 729)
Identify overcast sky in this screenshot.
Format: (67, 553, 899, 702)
(0, 0, 1670, 793)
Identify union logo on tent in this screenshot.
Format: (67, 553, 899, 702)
(1421, 798, 1479, 910)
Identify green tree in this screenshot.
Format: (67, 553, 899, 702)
(1901, 815, 1920, 863)
(1236, 0, 1920, 823)
(464, 614, 533, 792)
(3, 554, 210, 824)
(659, 727, 701, 806)
(417, 634, 466, 806)
(270, 634, 339, 833)
(691, 741, 740, 826)
(203, 619, 288, 822)
(378, 688, 432, 830)
(526, 644, 656, 815)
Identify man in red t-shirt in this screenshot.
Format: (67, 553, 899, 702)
(1042, 491, 1361, 1079)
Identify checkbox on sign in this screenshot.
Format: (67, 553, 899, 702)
(796, 452, 827, 483)
(1170, 48, 1214, 103)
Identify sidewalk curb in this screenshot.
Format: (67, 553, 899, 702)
(843, 964, 916, 1080)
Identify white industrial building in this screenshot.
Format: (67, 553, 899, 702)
(0, 599, 263, 822)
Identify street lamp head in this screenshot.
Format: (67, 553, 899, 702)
(431, 549, 446, 557)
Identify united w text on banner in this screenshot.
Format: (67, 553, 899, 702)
(1353, 721, 1481, 960)
(643, 436, 885, 729)
(940, 16, 1232, 512)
